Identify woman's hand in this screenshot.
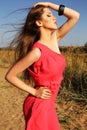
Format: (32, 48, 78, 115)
(33, 2, 49, 7)
(35, 87, 52, 99)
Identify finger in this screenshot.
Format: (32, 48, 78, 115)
(42, 95, 51, 99)
(45, 89, 52, 92)
(33, 2, 42, 7)
(44, 89, 52, 94)
(44, 92, 52, 97)
(40, 87, 51, 93)
(42, 92, 52, 98)
(43, 87, 52, 91)
(41, 95, 51, 99)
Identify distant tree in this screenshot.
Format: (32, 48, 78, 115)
(84, 42, 87, 52)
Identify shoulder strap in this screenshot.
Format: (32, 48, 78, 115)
(32, 42, 47, 54)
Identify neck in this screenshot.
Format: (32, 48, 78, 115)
(39, 28, 52, 45)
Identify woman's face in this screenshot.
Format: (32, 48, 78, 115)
(40, 8, 57, 30)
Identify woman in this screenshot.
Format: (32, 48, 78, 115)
(5, 2, 80, 130)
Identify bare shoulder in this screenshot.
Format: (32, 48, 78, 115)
(28, 47, 41, 62)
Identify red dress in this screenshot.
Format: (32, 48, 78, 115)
(23, 42, 66, 130)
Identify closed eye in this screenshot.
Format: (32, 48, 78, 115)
(47, 14, 51, 17)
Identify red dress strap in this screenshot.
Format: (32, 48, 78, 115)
(32, 42, 48, 54)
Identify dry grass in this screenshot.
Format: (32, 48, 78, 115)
(62, 52, 87, 97)
(0, 49, 15, 67)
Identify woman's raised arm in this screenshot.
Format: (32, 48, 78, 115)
(34, 2, 80, 41)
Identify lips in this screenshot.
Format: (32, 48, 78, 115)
(54, 21, 57, 25)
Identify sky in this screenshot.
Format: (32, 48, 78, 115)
(0, 0, 87, 47)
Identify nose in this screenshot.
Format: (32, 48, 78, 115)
(53, 15, 56, 20)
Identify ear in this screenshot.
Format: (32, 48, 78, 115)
(35, 20, 43, 27)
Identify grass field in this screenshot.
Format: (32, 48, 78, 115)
(0, 48, 87, 130)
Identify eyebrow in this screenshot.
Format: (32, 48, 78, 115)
(47, 11, 52, 14)
(44, 8, 52, 14)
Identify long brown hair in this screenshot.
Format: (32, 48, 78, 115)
(11, 5, 46, 80)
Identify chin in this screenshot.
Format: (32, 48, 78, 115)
(52, 27, 57, 30)
(52, 26, 57, 30)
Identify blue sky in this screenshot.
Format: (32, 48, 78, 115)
(0, 0, 87, 47)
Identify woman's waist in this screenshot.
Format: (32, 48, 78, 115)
(34, 83, 60, 98)
(34, 78, 63, 87)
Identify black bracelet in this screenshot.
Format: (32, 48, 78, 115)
(58, 5, 65, 16)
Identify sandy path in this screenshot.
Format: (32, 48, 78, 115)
(0, 67, 27, 130)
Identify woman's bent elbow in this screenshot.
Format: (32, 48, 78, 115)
(75, 12, 80, 20)
(5, 73, 12, 82)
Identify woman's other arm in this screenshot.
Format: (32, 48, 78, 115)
(5, 48, 52, 99)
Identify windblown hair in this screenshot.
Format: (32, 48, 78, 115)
(11, 5, 46, 80)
